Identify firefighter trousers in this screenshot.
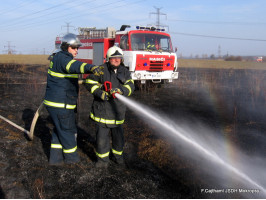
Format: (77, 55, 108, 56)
(96, 125, 124, 162)
(46, 106, 80, 164)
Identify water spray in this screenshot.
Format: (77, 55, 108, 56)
(115, 93, 266, 196)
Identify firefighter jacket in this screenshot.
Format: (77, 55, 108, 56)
(85, 62, 134, 128)
(44, 51, 94, 109)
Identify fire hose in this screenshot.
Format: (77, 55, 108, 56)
(27, 80, 85, 140)
(0, 114, 30, 136)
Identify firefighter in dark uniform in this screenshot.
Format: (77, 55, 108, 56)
(85, 46, 134, 168)
(44, 33, 103, 165)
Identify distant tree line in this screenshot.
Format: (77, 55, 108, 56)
(178, 53, 264, 62)
(224, 56, 242, 61)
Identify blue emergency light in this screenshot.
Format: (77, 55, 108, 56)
(136, 26, 165, 32)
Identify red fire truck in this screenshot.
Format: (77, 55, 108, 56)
(55, 25, 179, 84)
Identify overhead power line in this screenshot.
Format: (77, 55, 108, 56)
(0, 0, 90, 27)
(0, 0, 36, 15)
(170, 31, 266, 42)
(2, 0, 143, 32)
(168, 19, 266, 26)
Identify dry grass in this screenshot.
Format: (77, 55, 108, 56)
(0, 55, 49, 65)
(1, 54, 266, 70)
(178, 59, 266, 70)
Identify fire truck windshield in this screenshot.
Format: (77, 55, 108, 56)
(130, 33, 173, 52)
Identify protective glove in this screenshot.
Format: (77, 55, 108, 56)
(110, 88, 123, 98)
(101, 91, 110, 101)
(91, 66, 104, 76)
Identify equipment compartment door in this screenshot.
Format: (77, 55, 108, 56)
(93, 43, 104, 65)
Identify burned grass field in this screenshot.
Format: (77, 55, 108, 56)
(0, 62, 266, 198)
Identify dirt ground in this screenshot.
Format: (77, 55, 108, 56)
(0, 64, 265, 198)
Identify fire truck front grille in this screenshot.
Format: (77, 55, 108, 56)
(148, 61, 163, 71)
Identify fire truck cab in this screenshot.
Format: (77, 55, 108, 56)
(115, 25, 178, 84)
(55, 25, 179, 84)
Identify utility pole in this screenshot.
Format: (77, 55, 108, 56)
(149, 7, 167, 29)
(61, 22, 75, 33)
(4, 41, 16, 54)
(218, 45, 221, 59)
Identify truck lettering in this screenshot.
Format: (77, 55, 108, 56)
(149, 57, 165, 62)
(82, 42, 93, 47)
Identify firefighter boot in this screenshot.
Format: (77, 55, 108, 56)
(95, 159, 109, 168)
(113, 154, 126, 168)
(64, 151, 80, 164)
(49, 148, 64, 166)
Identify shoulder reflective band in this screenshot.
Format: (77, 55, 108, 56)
(66, 60, 77, 73)
(48, 69, 78, 78)
(96, 151, 110, 158)
(63, 146, 77, 153)
(90, 112, 124, 125)
(49, 61, 53, 69)
(80, 63, 87, 73)
(51, 144, 63, 149)
(44, 100, 76, 109)
(112, 148, 123, 155)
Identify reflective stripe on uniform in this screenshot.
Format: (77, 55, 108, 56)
(66, 60, 77, 73)
(90, 112, 124, 125)
(85, 79, 100, 93)
(63, 146, 77, 153)
(91, 85, 100, 94)
(124, 79, 134, 84)
(123, 79, 134, 96)
(43, 100, 76, 109)
(48, 69, 78, 78)
(80, 63, 87, 73)
(96, 151, 110, 158)
(51, 144, 63, 149)
(85, 79, 99, 84)
(112, 149, 123, 155)
(123, 85, 132, 96)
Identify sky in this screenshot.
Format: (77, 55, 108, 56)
(0, 0, 266, 57)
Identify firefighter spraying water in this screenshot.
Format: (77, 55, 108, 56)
(85, 46, 135, 168)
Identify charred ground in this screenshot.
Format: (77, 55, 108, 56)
(0, 63, 265, 198)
